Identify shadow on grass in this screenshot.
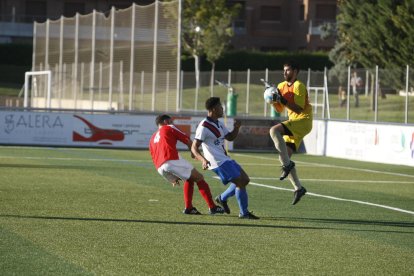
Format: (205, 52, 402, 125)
(1, 214, 413, 234)
(263, 216, 414, 228)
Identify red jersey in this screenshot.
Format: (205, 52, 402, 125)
(149, 124, 191, 169)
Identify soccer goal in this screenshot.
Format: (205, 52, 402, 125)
(24, 70, 52, 108)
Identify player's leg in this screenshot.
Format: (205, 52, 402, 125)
(229, 166, 258, 219)
(219, 184, 236, 200)
(189, 169, 217, 210)
(270, 123, 295, 180)
(285, 140, 306, 205)
(161, 158, 201, 214)
(212, 160, 242, 215)
(183, 180, 195, 210)
(270, 123, 290, 166)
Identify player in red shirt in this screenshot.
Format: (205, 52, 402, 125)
(149, 114, 224, 215)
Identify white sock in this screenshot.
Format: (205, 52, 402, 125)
(288, 167, 302, 190)
(270, 128, 290, 166)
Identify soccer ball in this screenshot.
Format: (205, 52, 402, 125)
(263, 87, 276, 104)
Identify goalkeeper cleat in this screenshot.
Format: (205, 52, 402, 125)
(292, 187, 307, 205)
(183, 207, 201, 215)
(239, 211, 259, 220)
(215, 195, 231, 214)
(209, 205, 225, 215)
(280, 161, 295, 180)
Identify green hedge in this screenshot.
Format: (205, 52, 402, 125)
(0, 43, 333, 85)
(182, 50, 333, 71)
(0, 44, 32, 66)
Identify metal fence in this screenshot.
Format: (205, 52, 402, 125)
(6, 63, 414, 124)
(178, 66, 413, 124)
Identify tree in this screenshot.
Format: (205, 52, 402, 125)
(165, 0, 239, 93)
(330, 0, 414, 90)
(182, 0, 239, 94)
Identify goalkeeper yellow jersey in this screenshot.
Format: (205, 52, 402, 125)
(272, 79, 312, 121)
(272, 79, 313, 150)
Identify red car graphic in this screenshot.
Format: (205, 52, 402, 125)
(73, 115, 124, 145)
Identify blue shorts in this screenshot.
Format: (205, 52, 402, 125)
(212, 160, 241, 184)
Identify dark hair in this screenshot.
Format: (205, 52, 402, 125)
(205, 97, 221, 110)
(155, 114, 171, 126)
(284, 60, 300, 72)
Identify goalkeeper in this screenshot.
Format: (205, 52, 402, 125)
(268, 61, 312, 205)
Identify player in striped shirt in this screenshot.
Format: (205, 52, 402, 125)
(149, 114, 224, 215)
(191, 97, 259, 219)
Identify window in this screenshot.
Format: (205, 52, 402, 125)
(25, 0, 47, 23)
(64, 2, 85, 17)
(260, 6, 281, 22)
(230, 1, 246, 35)
(315, 4, 336, 20)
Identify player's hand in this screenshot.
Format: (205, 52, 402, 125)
(202, 160, 211, 170)
(172, 179, 180, 187)
(272, 88, 287, 105)
(233, 119, 241, 129)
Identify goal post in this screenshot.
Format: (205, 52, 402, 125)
(24, 70, 52, 108)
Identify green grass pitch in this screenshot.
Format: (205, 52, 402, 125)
(0, 146, 413, 275)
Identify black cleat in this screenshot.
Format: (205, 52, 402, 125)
(239, 211, 259, 220)
(209, 205, 225, 215)
(280, 161, 295, 180)
(183, 207, 201, 215)
(292, 187, 307, 205)
(215, 195, 231, 214)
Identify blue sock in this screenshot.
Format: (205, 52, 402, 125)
(235, 188, 248, 216)
(220, 183, 236, 201)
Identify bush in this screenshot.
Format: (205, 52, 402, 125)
(0, 43, 32, 66)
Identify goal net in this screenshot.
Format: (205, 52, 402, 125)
(32, 0, 180, 111)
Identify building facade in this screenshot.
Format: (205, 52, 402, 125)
(0, 0, 337, 50)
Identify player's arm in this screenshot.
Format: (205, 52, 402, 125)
(171, 126, 195, 158)
(185, 139, 195, 158)
(275, 86, 304, 114)
(191, 139, 210, 170)
(284, 100, 303, 114)
(224, 119, 241, 141)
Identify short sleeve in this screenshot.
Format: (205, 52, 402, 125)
(194, 123, 206, 141)
(294, 82, 307, 109)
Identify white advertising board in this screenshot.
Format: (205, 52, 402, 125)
(325, 121, 414, 167)
(0, 111, 233, 150)
(303, 120, 326, 156)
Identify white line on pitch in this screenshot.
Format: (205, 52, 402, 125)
(235, 153, 414, 179)
(249, 177, 414, 184)
(248, 181, 414, 215)
(0, 156, 152, 163)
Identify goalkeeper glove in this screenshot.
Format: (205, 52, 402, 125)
(272, 88, 287, 105)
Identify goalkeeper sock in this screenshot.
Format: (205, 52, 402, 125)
(220, 183, 236, 201)
(270, 128, 290, 166)
(183, 180, 194, 209)
(235, 187, 248, 216)
(288, 167, 302, 191)
(196, 180, 215, 209)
